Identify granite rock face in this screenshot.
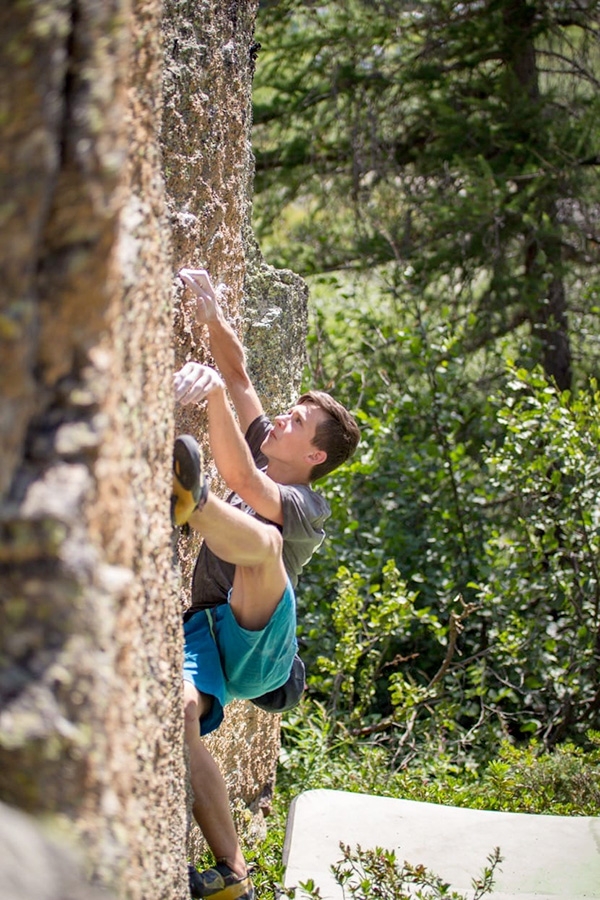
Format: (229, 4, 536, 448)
(0, 0, 307, 896)
(162, 0, 307, 863)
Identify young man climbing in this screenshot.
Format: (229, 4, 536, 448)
(172, 268, 360, 900)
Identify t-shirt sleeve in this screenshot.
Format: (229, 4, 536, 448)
(244, 415, 271, 468)
(278, 483, 331, 586)
(243, 414, 331, 586)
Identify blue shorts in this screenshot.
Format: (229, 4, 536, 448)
(183, 580, 298, 735)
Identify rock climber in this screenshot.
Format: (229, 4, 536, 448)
(172, 267, 360, 900)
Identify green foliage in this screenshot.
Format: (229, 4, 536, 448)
(310, 561, 442, 725)
(277, 700, 396, 797)
(256, 1, 600, 752)
(299, 271, 499, 610)
(276, 699, 600, 817)
(248, 5, 600, 889)
(469, 735, 600, 815)
(240, 707, 599, 896)
(288, 844, 502, 900)
(254, 0, 600, 387)
(475, 367, 600, 742)
(293, 271, 600, 753)
(242, 807, 290, 900)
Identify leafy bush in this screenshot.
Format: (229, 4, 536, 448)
(474, 368, 600, 744)
(278, 698, 600, 815)
(298, 281, 600, 754)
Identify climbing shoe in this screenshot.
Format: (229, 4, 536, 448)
(172, 435, 209, 527)
(188, 861, 255, 900)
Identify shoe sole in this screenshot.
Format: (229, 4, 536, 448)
(172, 435, 204, 526)
(174, 435, 203, 498)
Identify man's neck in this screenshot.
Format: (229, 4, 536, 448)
(265, 459, 310, 487)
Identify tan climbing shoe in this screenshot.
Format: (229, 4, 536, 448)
(188, 862, 255, 900)
(172, 435, 208, 527)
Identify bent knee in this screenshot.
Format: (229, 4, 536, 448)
(183, 681, 211, 732)
(266, 525, 283, 560)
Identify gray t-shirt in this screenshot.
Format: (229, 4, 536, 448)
(189, 414, 330, 613)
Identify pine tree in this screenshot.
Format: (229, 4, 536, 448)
(253, 0, 600, 389)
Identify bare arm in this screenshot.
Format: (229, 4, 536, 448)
(179, 268, 263, 434)
(174, 362, 283, 525)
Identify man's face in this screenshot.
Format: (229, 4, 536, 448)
(261, 402, 327, 469)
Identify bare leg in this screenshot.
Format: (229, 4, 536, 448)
(184, 680, 247, 878)
(188, 492, 281, 568)
(188, 493, 288, 630)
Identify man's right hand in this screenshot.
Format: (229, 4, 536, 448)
(178, 268, 223, 325)
(174, 361, 225, 406)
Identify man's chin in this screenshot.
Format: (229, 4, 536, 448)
(260, 435, 273, 454)
(261, 427, 276, 446)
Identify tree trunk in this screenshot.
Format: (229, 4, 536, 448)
(501, 0, 572, 389)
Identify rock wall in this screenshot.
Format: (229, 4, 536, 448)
(0, 0, 307, 897)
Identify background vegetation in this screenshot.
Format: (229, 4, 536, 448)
(246, 0, 600, 893)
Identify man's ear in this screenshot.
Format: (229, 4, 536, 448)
(307, 449, 327, 466)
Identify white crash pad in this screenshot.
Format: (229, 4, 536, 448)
(283, 789, 600, 899)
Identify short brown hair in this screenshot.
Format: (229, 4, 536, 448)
(298, 390, 360, 482)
